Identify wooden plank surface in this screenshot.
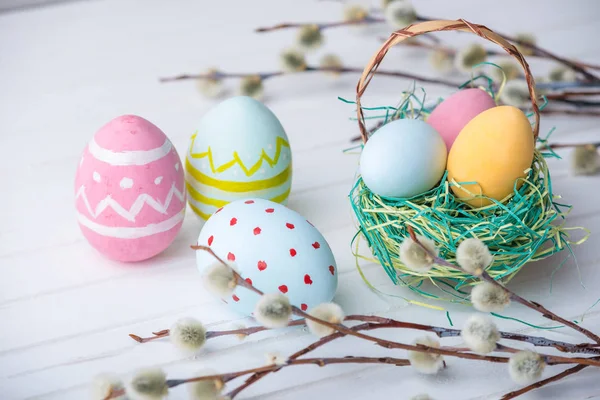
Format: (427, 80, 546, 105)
(1, 0, 599, 398)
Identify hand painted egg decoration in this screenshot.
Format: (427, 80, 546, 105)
(185, 96, 292, 220)
(196, 198, 337, 316)
(359, 119, 447, 198)
(75, 115, 186, 262)
(426, 88, 497, 151)
(447, 105, 535, 207)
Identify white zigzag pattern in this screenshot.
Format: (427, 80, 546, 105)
(75, 183, 185, 222)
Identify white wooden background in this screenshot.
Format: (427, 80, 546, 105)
(1, 0, 600, 399)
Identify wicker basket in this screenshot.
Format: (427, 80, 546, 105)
(350, 19, 576, 299)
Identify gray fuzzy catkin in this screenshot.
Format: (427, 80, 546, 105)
(470, 281, 510, 312)
(571, 145, 599, 175)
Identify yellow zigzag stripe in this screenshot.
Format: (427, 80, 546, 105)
(186, 158, 291, 192)
(188, 132, 290, 177)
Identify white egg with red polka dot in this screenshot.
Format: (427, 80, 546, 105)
(196, 198, 338, 316)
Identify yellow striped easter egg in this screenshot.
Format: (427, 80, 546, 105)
(185, 96, 292, 219)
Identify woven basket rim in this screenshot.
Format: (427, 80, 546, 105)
(354, 19, 540, 143)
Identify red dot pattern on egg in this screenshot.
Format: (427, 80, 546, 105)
(215, 207, 223, 213)
(257, 260, 267, 271)
(202, 201, 337, 311)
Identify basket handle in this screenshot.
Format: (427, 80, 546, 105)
(356, 19, 540, 143)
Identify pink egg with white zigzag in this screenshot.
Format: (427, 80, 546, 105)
(74, 115, 186, 262)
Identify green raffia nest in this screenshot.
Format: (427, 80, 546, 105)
(350, 149, 575, 298)
(348, 19, 584, 300)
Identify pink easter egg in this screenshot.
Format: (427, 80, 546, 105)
(427, 88, 497, 151)
(74, 115, 186, 262)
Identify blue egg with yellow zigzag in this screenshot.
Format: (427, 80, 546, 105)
(186, 96, 292, 220)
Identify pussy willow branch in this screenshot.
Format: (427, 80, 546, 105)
(546, 90, 600, 98)
(107, 245, 600, 399)
(500, 358, 599, 400)
(395, 38, 600, 71)
(542, 109, 600, 117)
(544, 141, 600, 150)
(103, 355, 411, 399)
(160, 68, 600, 96)
(550, 98, 600, 107)
(496, 30, 600, 80)
(161, 68, 600, 111)
(128, 311, 600, 356)
(406, 226, 600, 344)
(345, 315, 600, 355)
(255, 14, 600, 80)
(226, 320, 379, 398)
(225, 318, 598, 399)
(192, 246, 506, 364)
(415, 14, 600, 80)
(193, 245, 600, 368)
(128, 319, 306, 344)
(128, 316, 600, 399)
(255, 16, 386, 32)
(159, 66, 461, 87)
(255, 16, 439, 43)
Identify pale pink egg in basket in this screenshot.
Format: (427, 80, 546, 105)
(74, 115, 186, 262)
(426, 88, 497, 151)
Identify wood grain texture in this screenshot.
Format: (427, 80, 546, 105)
(1, 0, 599, 399)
